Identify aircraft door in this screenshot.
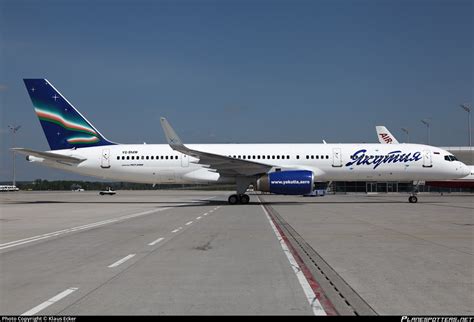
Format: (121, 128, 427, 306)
(101, 149, 111, 168)
(422, 150, 432, 168)
(181, 154, 189, 167)
(332, 148, 342, 167)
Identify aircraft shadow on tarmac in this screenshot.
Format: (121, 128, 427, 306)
(4, 199, 448, 207)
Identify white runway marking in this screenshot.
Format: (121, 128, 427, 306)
(0, 207, 175, 251)
(201, 196, 217, 201)
(171, 227, 182, 233)
(260, 204, 326, 316)
(21, 287, 78, 316)
(196, 216, 202, 220)
(185, 221, 193, 226)
(108, 254, 136, 268)
(148, 237, 164, 246)
(203, 213, 209, 216)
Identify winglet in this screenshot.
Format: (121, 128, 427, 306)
(160, 117, 185, 149)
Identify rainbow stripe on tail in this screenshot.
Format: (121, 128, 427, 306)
(23, 79, 115, 150)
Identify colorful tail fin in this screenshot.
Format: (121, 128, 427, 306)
(23, 79, 115, 150)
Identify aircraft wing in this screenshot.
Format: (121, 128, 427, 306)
(12, 148, 86, 164)
(376, 126, 399, 144)
(160, 118, 272, 176)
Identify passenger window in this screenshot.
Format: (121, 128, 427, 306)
(257, 155, 261, 159)
(116, 156, 120, 160)
(311, 155, 314, 159)
(326, 155, 329, 159)
(122, 156, 125, 160)
(262, 155, 265, 159)
(141, 156, 144, 160)
(165, 156, 168, 160)
(126, 156, 130, 160)
(296, 155, 299, 159)
(151, 156, 154, 160)
(272, 156, 275, 159)
(146, 156, 149, 160)
(267, 155, 270, 159)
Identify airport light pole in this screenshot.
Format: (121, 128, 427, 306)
(8, 124, 21, 186)
(460, 104, 471, 148)
(401, 128, 410, 143)
(420, 119, 431, 145)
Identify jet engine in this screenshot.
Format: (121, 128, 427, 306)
(256, 170, 314, 195)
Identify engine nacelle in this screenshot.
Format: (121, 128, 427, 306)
(256, 170, 314, 195)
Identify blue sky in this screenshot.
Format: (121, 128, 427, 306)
(0, 0, 472, 181)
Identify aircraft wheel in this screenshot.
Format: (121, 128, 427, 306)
(228, 194, 239, 205)
(408, 196, 418, 203)
(239, 194, 250, 204)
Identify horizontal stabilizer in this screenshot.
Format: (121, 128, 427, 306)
(12, 148, 86, 164)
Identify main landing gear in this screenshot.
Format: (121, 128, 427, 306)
(228, 194, 250, 205)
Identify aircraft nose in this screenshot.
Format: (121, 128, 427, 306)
(457, 162, 470, 177)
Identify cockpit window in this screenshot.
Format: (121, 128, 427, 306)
(444, 155, 459, 162)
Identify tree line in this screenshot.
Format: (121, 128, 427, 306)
(3, 180, 234, 191)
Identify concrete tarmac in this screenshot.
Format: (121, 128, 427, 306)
(0, 191, 472, 315)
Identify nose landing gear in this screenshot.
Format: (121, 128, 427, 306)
(408, 181, 422, 203)
(408, 195, 418, 203)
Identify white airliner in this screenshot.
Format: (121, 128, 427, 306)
(13, 79, 470, 204)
